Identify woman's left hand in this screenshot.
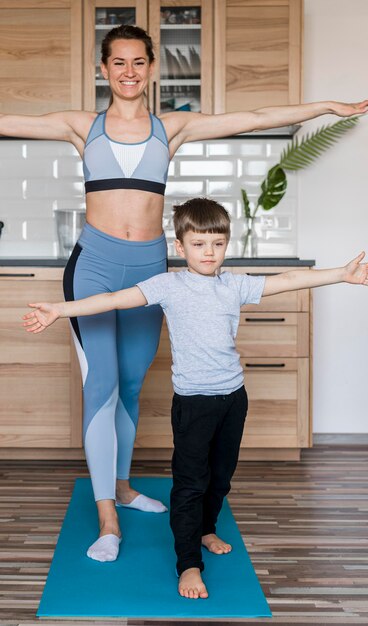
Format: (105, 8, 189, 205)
(332, 100, 368, 117)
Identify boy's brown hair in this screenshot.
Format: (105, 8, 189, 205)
(173, 198, 231, 242)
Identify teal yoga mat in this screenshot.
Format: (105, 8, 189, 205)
(37, 477, 271, 619)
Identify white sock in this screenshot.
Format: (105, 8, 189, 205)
(116, 493, 168, 513)
(86, 534, 121, 562)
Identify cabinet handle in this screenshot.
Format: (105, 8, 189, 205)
(153, 81, 157, 115)
(0, 273, 35, 277)
(244, 363, 286, 368)
(246, 272, 278, 276)
(244, 317, 285, 323)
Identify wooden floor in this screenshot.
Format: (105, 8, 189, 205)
(1, 445, 368, 625)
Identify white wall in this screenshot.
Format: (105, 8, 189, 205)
(299, 0, 368, 432)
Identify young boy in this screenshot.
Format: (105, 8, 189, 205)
(23, 198, 368, 600)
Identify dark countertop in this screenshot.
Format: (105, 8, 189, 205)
(0, 257, 315, 268)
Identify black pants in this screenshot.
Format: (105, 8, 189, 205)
(170, 385, 248, 576)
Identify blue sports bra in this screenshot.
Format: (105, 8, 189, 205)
(83, 111, 170, 196)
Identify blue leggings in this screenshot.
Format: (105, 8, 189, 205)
(63, 223, 167, 501)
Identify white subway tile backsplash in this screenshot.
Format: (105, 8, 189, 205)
(26, 141, 78, 158)
(207, 181, 237, 195)
(175, 143, 204, 156)
(2, 217, 54, 241)
(166, 181, 204, 196)
(180, 160, 235, 177)
(0, 142, 27, 158)
(206, 143, 233, 156)
(0, 158, 54, 179)
(26, 179, 84, 199)
(0, 136, 297, 258)
(266, 139, 290, 157)
(0, 180, 24, 198)
(244, 160, 269, 176)
(239, 143, 265, 157)
(0, 240, 56, 257)
(0, 199, 54, 219)
(55, 199, 86, 211)
(56, 157, 84, 178)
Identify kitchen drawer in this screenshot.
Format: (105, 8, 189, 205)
(237, 312, 309, 357)
(137, 355, 173, 449)
(230, 266, 310, 312)
(0, 363, 73, 447)
(244, 288, 309, 313)
(241, 358, 309, 449)
(0, 271, 82, 452)
(0, 276, 69, 364)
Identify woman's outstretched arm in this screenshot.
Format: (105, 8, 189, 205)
(163, 99, 368, 146)
(0, 110, 96, 154)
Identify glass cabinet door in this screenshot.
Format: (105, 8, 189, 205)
(83, 0, 147, 111)
(149, 0, 213, 114)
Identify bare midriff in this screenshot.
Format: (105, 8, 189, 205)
(86, 188, 165, 241)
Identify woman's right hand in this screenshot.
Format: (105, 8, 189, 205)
(22, 303, 62, 333)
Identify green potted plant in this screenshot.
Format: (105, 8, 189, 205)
(241, 116, 359, 256)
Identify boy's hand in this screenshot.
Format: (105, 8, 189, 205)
(22, 302, 61, 333)
(343, 251, 368, 284)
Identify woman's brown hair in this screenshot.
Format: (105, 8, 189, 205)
(101, 24, 155, 66)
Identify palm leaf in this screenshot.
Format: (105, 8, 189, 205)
(279, 116, 359, 171)
(258, 165, 287, 211)
(241, 188, 252, 219)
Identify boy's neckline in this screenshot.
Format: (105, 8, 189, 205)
(185, 269, 220, 281)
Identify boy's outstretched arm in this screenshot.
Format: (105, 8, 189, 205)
(263, 252, 368, 297)
(22, 286, 147, 334)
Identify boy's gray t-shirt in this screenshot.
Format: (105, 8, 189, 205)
(137, 270, 265, 396)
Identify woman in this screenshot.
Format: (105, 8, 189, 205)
(2, 24, 367, 562)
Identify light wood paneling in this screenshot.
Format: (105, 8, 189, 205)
(0, 0, 82, 114)
(242, 357, 309, 447)
(214, 0, 303, 113)
(0, 363, 72, 447)
(0, 269, 82, 450)
(237, 312, 309, 357)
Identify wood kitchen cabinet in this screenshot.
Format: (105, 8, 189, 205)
(137, 264, 312, 461)
(148, 0, 213, 115)
(83, 0, 213, 113)
(0, 0, 82, 115)
(0, 268, 82, 456)
(83, 0, 147, 111)
(213, 0, 303, 113)
(0, 264, 311, 460)
(84, 0, 302, 114)
(0, 1, 303, 117)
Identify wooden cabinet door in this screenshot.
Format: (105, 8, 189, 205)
(148, 0, 213, 114)
(0, 0, 82, 115)
(237, 312, 309, 357)
(213, 0, 303, 113)
(241, 357, 310, 448)
(0, 269, 82, 448)
(136, 320, 173, 448)
(83, 0, 148, 111)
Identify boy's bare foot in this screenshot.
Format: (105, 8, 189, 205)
(202, 533, 232, 554)
(178, 567, 209, 599)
